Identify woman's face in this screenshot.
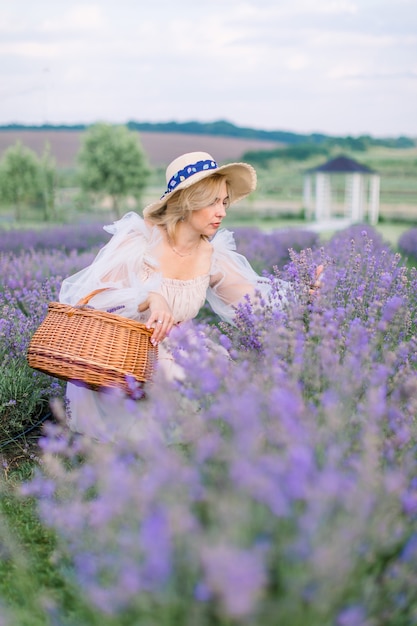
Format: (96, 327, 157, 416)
(187, 179, 230, 237)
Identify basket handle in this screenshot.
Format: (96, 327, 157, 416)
(65, 288, 111, 317)
(76, 288, 110, 306)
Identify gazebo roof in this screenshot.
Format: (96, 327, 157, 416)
(307, 155, 377, 174)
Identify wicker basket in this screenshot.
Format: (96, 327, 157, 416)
(27, 289, 158, 394)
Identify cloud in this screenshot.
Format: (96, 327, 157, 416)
(0, 0, 415, 135)
(336, 71, 417, 81)
(42, 4, 106, 32)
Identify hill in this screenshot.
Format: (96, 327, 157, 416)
(0, 128, 281, 169)
(0, 120, 414, 169)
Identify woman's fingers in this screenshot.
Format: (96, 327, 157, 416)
(314, 264, 324, 287)
(147, 313, 174, 345)
(309, 264, 325, 297)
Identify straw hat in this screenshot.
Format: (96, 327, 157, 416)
(143, 151, 256, 217)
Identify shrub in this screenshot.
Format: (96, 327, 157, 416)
(0, 280, 64, 442)
(0, 222, 108, 254)
(77, 123, 150, 218)
(232, 226, 319, 273)
(21, 225, 417, 625)
(0, 224, 317, 444)
(398, 227, 417, 262)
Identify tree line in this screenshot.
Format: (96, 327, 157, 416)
(0, 123, 149, 222)
(1, 119, 414, 149)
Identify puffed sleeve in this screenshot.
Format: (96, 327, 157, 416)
(59, 211, 162, 320)
(206, 229, 292, 324)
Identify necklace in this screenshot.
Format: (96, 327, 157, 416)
(169, 238, 201, 258)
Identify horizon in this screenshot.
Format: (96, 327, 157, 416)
(1, 2, 416, 138)
(0, 119, 414, 141)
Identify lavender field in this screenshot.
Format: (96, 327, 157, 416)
(1, 221, 417, 625)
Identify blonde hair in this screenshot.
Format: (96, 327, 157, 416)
(146, 173, 231, 241)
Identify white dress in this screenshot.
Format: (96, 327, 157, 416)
(59, 212, 289, 442)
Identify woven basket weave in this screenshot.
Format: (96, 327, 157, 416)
(27, 289, 158, 394)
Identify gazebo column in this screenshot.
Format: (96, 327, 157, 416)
(344, 175, 353, 219)
(305, 155, 380, 226)
(303, 175, 314, 219)
(369, 175, 380, 225)
(350, 173, 364, 222)
(315, 173, 331, 220)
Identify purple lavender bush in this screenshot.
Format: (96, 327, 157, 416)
(232, 226, 319, 273)
(0, 248, 95, 294)
(2, 220, 311, 442)
(197, 225, 319, 325)
(0, 221, 109, 254)
(398, 227, 417, 263)
(0, 246, 96, 443)
(0, 279, 64, 440)
(22, 225, 417, 625)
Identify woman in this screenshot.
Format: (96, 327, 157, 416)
(60, 151, 319, 441)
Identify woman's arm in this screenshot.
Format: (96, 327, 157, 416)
(59, 212, 162, 320)
(139, 292, 175, 346)
(206, 230, 291, 325)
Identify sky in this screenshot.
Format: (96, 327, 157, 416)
(1, 0, 416, 138)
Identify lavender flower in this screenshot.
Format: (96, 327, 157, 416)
(201, 544, 266, 617)
(2, 221, 417, 624)
(398, 227, 417, 262)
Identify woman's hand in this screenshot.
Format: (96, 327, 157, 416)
(139, 292, 175, 345)
(309, 264, 324, 297)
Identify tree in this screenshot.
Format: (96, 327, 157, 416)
(0, 141, 40, 221)
(38, 143, 58, 221)
(77, 123, 150, 218)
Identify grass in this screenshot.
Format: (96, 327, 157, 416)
(0, 459, 117, 625)
(0, 461, 62, 626)
(1, 144, 416, 228)
(370, 222, 414, 247)
(0, 143, 415, 622)
(253, 145, 417, 204)
(220, 214, 412, 249)
(0, 488, 59, 625)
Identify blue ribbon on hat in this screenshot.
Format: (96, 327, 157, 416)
(160, 159, 218, 199)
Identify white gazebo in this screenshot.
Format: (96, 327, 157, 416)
(303, 155, 380, 225)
